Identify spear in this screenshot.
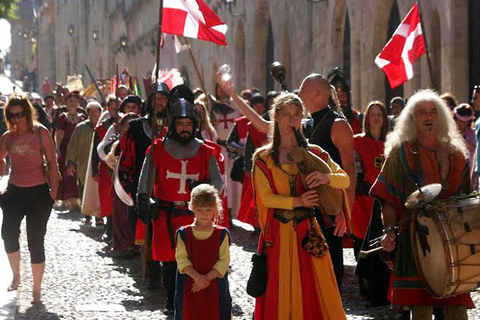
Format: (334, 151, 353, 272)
(141, 0, 164, 282)
(84, 64, 106, 104)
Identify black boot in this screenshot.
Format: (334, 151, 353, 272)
(148, 261, 162, 290)
(162, 261, 177, 314)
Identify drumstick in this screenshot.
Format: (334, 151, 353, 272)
(359, 246, 384, 259)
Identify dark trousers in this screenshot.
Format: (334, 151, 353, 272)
(1, 183, 54, 263)
(322, 224, 344, 292)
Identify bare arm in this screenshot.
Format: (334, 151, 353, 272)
(40, 126, 60, 198)
(331, 119, 356, 209)
(0, 132, 10, 175)
(216, 75, 270, 133)
(55, 129, 64, 153)
(380, 202, 398, 252)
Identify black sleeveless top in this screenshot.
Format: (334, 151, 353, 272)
(305, 107, 344, 168)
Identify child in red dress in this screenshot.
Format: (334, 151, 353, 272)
(175, 184, 232, 320)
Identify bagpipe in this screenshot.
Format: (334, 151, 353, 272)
(270, 62, 343, 229)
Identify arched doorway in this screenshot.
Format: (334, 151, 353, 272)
(265, 19, 275, 93)
(385, 0, 404, 107)
(431, 10, 441, 91)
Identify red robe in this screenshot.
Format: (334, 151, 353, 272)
(352, 134, 384, 239)
(349, 109, 362, 135)
(150, 138, 218, 262)
(236, 123, 268, 227)
(56, 113, 86, 200)
(94, 121, 114, 217)
(175, 226, 231, 320)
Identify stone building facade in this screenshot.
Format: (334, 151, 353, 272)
(9, 0, 479, 109)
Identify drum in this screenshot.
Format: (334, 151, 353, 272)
(411, 193, 480, 298)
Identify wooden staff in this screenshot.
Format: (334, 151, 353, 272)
(141, 0, 164, 282)
(183, 37, 208, 95)
(417, 0, 435, 87)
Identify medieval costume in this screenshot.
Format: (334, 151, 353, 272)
(210, 97, 242, 217)
(56, 111, 86, 201)
(66, 119, 96, 196)
(137, 98, 223, 311)
(370, 141, 474, 308)
(327, 67, 362, 134)
(252, 146, 348, 320)
(352, 133, 390, 306)
(175, 225, 231, 320)
(236, 122, 268, 227)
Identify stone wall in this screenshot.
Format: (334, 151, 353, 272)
(10, 0, 471, 106)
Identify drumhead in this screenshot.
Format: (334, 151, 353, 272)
(411, 210, 449, 298)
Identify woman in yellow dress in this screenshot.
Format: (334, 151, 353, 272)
(252, 93, 348, 320)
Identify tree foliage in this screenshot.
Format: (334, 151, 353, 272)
(0, 0, 18, 20)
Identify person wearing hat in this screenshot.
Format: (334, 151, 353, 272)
(66, 101, 103, 220)
(55, 91, 87, 211)
(117, 82, 170, 287)
(327, 67, 363, 135)
(91, 94, 121, 237)
(136, 97, 223, 314)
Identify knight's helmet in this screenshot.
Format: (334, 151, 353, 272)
(145, 81, 170, 115)
(327, 67, 351, 108)
(167, 85, 198, 140)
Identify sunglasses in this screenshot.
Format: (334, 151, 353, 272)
(8, 112, 25, 119)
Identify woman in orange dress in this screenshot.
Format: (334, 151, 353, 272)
(252, 93, 348, 320)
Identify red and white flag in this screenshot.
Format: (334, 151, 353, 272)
(163, 0, 228, 46)
(375, 3, 426, 88)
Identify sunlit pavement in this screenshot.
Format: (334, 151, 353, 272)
(0, 210, 16, 320)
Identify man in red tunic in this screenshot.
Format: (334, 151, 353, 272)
(137, 98, 223, 313)
(92, 95, 120, 239)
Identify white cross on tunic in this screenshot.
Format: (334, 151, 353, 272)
(166, 160, 200, 194)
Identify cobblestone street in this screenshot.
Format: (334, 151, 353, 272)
(10, 209, 479, 319)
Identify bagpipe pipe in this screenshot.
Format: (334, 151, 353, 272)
(269, 62, 343, 229)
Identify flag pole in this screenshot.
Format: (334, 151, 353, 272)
(142, 0, 164, 283)
(416, 0, 435, 87)
(183, 37, 208, 95)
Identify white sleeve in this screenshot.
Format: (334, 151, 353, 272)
(97, 125, 116, 161)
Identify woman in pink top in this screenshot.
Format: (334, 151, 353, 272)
(0, 95, 59, 304)
(453, 104, 477, 165)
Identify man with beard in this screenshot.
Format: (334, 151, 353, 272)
(327, 68, 362, 135)
(118, 82, 170, 286)
(137, 97, 223, 314)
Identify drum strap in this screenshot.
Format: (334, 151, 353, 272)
(411, 143, 425, 187)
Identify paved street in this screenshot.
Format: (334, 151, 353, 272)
(0, 209, 16, 320)
(8, 209, 479, 319)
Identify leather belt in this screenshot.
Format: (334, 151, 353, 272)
(273, 208, 314, 224)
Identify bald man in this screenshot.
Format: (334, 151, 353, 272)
(298, 74, 356, 292)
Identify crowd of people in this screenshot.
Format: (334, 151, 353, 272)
(0, 65, 479, 320)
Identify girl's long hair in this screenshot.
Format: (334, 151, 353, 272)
(265, 92, 306, 166)
(363, 100, 389, 141)
(384, 89, 468, 158)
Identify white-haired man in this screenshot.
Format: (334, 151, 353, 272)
(66, 101, 103, 214)
(371, 90, 473, 320)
